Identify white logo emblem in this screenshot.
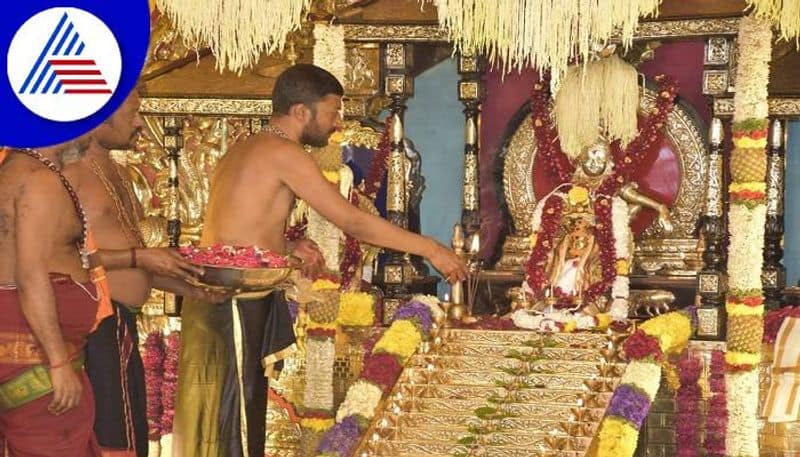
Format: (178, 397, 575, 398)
(7, 7, 122, 122)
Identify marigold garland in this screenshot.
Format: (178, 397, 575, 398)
(336, 292, 376, 327)
(373, 320, 423, 360)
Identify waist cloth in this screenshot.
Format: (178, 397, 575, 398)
(0, 274, 101, 457)
(86, 300, 147, 457)
(173, 289, 296, 457)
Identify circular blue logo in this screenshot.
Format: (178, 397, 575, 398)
(1, 1, 150, 147)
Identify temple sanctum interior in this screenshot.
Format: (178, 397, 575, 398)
(122, 0, 800, 455)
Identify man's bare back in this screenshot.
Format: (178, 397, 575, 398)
(0, 153, 86, 284)
(201, 133, 297, 253)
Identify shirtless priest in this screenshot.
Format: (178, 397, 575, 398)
(70, 91, 226, 457)
(173, 64, 468, 457)
(0, 136, 102, 456)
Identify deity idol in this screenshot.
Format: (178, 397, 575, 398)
(514, 135, 674, 331)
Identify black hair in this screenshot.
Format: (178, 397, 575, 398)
(272, 64, 344, 115)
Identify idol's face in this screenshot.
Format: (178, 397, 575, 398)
(581, 143, 609, 177)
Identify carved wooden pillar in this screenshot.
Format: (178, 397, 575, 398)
(457, 52, 483, 234)
(763, 119, 786, 309)
(380, 43, 415, 304)
(163, 116, 183, 317)
(697, 118, 726, 340)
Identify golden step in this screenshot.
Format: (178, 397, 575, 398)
(393, 426, 593, 449)
(408, 354, 626, 377)
(398, 368, 619, 391)
(440, 329, 612, 349)
(403, 397, 606, 421)
(433, 344, 616, 362)
(369, 440, 588, 457)
(394, 412, 600, 436)
(394, 383, 613, 407)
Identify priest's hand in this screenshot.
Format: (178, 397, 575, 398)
(48, 365, 82, 415)
(136, 247, 204, 282)
(426, 240, 468, 284)
(290, 239, 325, 279)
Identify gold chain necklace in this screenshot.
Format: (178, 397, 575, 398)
(262, 124, 289, 139)
(88, 158, 145, 247)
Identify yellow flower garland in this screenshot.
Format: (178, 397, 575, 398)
(726, 302, 765, 317)
(312, 279, 340, 291)
(373, 320, 422, 360)
(725, 351, 761, 366)
(732, 137, 768, 149)
(300, 417, 335, 433)
(595, 313, 612, 330)
(729, 182, 767, 194)
(597, 416, 639, 457)
(337, 292, 376, 327)
(639, 312, 693, 355)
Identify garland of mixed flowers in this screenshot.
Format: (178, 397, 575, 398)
(296, 277, 379, 443)
(521, 74, 677, 326)
(724, 15, 772, 456)
(676, 353, 702, 457)
(315, 298, 439, 456)
(595, 309, 694, 457)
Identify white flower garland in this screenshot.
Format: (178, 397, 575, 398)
(726, 370, 761, 456)
(511, 309, 598, 331)
(732, 15, 773, 124)
(313, 23, 346, 84)
(335, 379, 383, 423)
(611, 196, 631, 260)
(428, 0, 660, 85)
(727, 204, 767, 291)
(724, 15, 772, 456)
(619, 361, 662, 400)
(303, 337, 335, 411)
(155, 0, 311, 74)
(610, 196, 631, 321)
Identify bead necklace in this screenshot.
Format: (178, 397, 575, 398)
(17, 149, 91, 268)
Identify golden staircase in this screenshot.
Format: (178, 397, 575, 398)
(357, 330, 625, 457)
